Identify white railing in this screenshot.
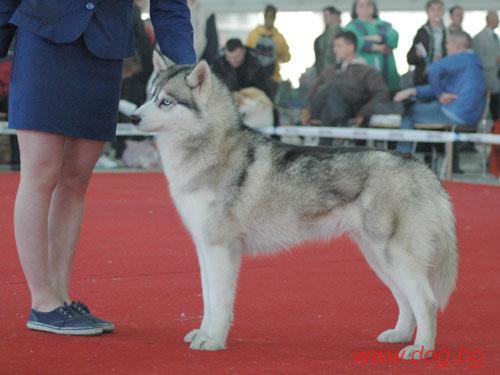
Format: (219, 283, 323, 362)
(2, 122, 499, 145)
(2, 122, 500, 179)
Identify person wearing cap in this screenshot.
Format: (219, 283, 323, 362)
(246, 4, 291, 86)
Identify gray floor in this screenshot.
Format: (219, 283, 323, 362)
(446, 149, 500, 185)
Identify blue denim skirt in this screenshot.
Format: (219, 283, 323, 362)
(8, 28, 123, 141)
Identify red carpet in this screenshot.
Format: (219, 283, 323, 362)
(0, 172, 498, 374)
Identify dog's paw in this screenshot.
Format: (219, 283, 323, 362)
(184, 329, 199, 343)
(377, 329, 413, 343)
(189, 332, 226, 351)
(184, 329, 226, 350)
(399, 344, 434, 360)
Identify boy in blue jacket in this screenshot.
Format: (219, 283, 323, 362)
(395, 30, 486, 154)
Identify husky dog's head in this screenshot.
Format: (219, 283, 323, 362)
(131, 51, 236, 135)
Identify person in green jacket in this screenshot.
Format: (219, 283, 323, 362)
(345, 0, 400, 93)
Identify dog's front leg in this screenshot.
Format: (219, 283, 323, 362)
(184, 239, 212, 344)
(185, 242, 241, 351)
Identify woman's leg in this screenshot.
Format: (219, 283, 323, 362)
(14, 130, 66, 312)
(48, 137, 104, 303)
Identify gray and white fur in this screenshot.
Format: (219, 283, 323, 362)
(131, 53, 458, 359)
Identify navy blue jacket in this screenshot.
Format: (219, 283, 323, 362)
(416, 51, 486, 125)
(0, 0, 196, 63)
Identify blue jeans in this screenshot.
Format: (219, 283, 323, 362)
(396, 101, 464, 153)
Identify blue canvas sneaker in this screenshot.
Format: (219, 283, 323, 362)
(27, 303, 103, 335)
(70, 301, 115, 333)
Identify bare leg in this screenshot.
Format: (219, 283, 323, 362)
(48, 137, 104, 303)
(14, 130, 65, 312)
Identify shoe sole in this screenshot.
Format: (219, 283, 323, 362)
(27, 322, 103, 336)
(100, 324, 115, 333)
(80, 317, 115, 333)
(103, 326, 115, 333)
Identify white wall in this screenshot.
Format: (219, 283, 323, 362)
(199, 0, 499, 13)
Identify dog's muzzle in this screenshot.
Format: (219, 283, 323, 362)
(129, 114, 141, 126)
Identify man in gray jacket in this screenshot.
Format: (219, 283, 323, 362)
(473, 11, 500, 120)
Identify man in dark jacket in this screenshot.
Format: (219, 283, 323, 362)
(313, 6, 342, 75)
(212, 38, 272, 99)
(307, 32, 391, 127)
(407, 0, 447, 85)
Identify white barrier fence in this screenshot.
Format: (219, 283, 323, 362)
(2, 122, 499, 145)
(258, 125, 500, 145)
(2, 122, 500, 179)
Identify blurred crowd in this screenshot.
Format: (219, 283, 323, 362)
(208, 0, 499, 173)
(207, 1, 498, 126)
(0, 0, 499, 172)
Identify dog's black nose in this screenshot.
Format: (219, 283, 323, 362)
(129, 114, 141, 126)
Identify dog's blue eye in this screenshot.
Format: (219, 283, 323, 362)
(161, 99, 173, 107)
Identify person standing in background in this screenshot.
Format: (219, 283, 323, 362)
(448, 5, 465, 33)
(314, 6, 342, 76)
(344, 0, 400, 93)
(121, 0, 154, 108)
(407, 0, 447, 86)
(188, 0, 219, 65)
(188, 0, 207, 59)
(246, 4, 291, 98)
(247, 4, 290, 131)
(473, 11, 500, 120)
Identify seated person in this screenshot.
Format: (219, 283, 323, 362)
(305, 31, 392, 145)
(212, 38, 273, 100)
(395, 31, 486, 154)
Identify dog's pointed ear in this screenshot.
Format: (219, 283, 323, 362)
(152, 50, 174, 72)
(186, 60, 212, 93)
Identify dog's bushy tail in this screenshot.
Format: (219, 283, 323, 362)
(429, 197, 458, 311)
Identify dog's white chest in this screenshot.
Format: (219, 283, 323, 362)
(172, 189, 216, 235)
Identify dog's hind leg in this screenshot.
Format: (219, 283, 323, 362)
(359, 242, 416, 344)
(187, 242, 242, 351)
(376, 282, 416, 344)
(388, 253, 437, 360)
